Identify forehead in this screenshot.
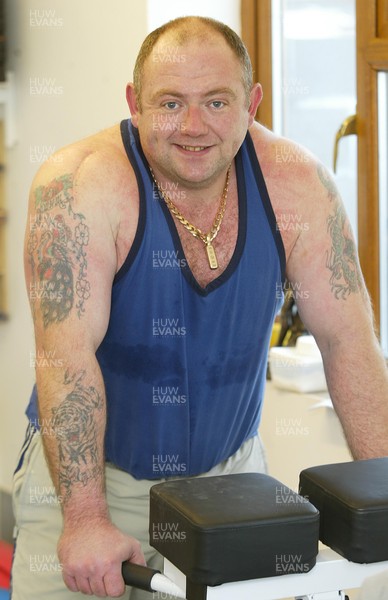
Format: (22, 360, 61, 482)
(142, 33, 244, 93)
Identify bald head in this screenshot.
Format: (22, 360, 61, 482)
(133, 16, 253, 110)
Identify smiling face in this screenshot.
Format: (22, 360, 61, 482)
(127, 30, 262, 191)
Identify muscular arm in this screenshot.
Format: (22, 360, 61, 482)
(25, 155, 144, 596)
(27, 171, 107, 505)
(285, 158, 388, 458)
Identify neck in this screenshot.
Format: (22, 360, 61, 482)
(149, 164, 234, 211)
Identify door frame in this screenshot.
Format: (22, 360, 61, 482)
(356, 0, 388, 330)
(241, 0, 388, 330)
(241, 0, 273, 129)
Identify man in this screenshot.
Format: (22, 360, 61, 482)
(12, 15, 388, 600)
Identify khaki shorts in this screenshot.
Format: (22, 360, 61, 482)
(11, 425, 267, 600)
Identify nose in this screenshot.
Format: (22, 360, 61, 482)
(182, 105, 208, 137)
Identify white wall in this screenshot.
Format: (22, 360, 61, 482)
(147, 0, 241, 33)
(0, 0, 147, 491)
(0, 0, 241, 492)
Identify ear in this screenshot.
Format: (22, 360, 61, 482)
(126, 83, 140, 127)
(247, 83, 263, 126)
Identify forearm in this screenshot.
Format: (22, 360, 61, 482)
(24, 161, 146, 595)
(35, 351, 146, 595)
(36, 354, 108, 524)
(322, 333, 388, 459)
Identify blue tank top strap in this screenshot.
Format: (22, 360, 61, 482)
(244, 132, 286, 282)
(114, 121, 147, 283)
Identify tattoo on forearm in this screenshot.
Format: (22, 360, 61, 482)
(51, 370, 103, 501)
(317, 164, 362, 299)
(27, 174, 90, 326)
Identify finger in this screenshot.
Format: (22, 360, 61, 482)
(75, 576, 94, 595)
(89, 577, 108, 598)
(128, 542, 147, 567)
(63, 573, 79, 593)
(103, 572, 126, 598)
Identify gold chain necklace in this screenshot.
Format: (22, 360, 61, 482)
(150, 166, 231, 270)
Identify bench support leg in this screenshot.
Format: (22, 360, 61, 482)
(185, 579, 207, 600)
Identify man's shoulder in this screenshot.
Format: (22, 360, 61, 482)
(247, 122, 328, 263)
(30, 123, 134, 195)
(247, 121, 324, 212)
(248, 121, 318, 180)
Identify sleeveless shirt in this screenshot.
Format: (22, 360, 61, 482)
(26, 119, 285, 480)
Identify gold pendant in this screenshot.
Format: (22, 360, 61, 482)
(206, 243, 218, 269)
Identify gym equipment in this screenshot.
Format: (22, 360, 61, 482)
(299, 458, 388, 564)
(150, 472, 319, 585)
(121, 562, 186, 598)
(122, 458, 388, 599)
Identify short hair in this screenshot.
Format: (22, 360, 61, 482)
(133, 16, 253, 109)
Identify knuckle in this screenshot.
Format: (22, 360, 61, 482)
(110, 586, 125, 598)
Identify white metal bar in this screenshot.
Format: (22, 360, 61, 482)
(164, 549, 388, 600)
(296, 592, 346, 600)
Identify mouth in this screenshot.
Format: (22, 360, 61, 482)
(176, 144, 211, 154)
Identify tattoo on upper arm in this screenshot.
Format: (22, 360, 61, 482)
(51, 369, 103, 501)
(317, 164, 362, 299)
(27, 174, 90, 326)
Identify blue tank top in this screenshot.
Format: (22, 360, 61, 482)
(26, 119, 285, 479)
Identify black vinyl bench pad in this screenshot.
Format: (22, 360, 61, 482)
(150, 472, 319, 586)
(299, 457, 388, 564)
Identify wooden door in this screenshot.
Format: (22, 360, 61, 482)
(356, 0, 388, 331)
(241, 0, 273, 129)
(241, 0, 388, 333)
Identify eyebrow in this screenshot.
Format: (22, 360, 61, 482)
(149, 87, 238, 103)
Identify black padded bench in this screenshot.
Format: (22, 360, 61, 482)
(299, 457, 388, 565)
(149, 458, 388, 599)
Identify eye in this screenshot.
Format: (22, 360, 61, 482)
(210, 100, 225, 109)
(164, 101, 179, 110)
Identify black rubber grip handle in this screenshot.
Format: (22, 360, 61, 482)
(121, 562, 161, 592)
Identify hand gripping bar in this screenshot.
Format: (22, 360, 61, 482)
(121, 562, 186, 598)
